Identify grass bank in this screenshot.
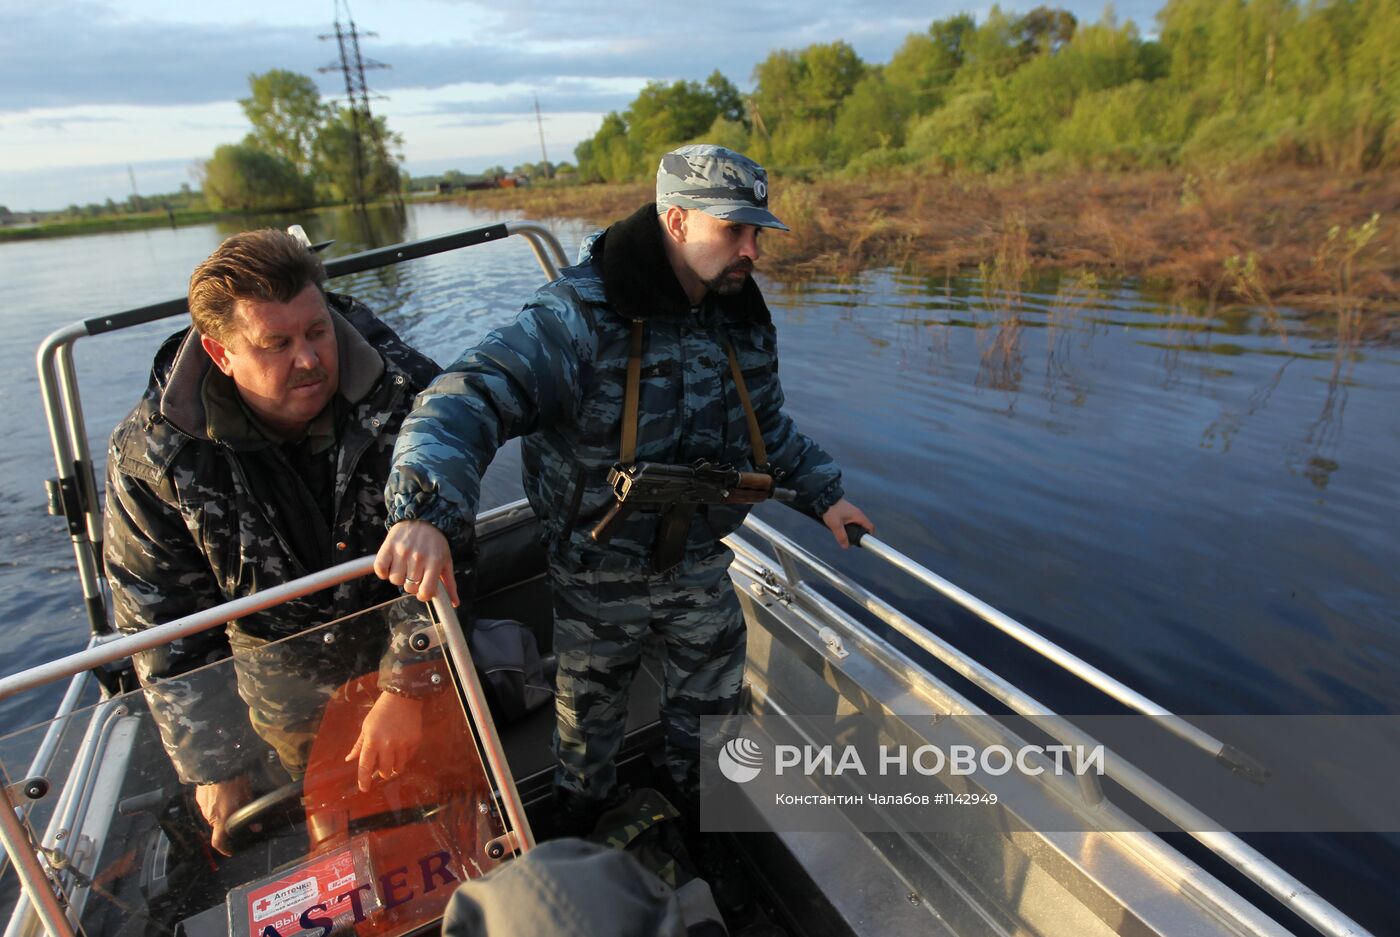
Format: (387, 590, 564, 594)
(0, 196, 411, 243)
(0, 210, 229, 242)
(459, 170, 1397, 327)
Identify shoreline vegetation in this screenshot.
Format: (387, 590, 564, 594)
(0, 193, 461, 243)
(0, 209, 230, 242)
(459, 170, 1397, 329)
(6, 168, 1391, 335)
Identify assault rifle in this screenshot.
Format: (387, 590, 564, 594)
(591, 460, 797, 549)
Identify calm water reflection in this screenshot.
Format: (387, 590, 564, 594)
(1, 202, 1396, 931)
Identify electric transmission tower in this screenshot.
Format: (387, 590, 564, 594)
(534, 94, 552, 179)
(319, 0, 391, 207)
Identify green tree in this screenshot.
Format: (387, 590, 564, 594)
(627, 79, 727, 154)
(202, 142, 314, 211)
(832, 70, 908, 161)
(1015, 7, 1078, 55)
(750, 41, 866, 168)
(885, 13, 976, 116)
(313, 107, 404, 202)
(954, 6, 1029, 85)
(513, 161, 554, 179)
(1003, 14, 1151, 154)
(574, 73, 744, 182)
(572, 136, 597, 180)
(752, 41, 865, 125)
(575, 111, 639, 183)
(1052, 79, 1188, 168)
(696, 116, 751, 155)
(907, 90, 1001, 169)
(705, 71, 746, 124)
(573, 0, 1400, 179)
(240, 70, 328, 176)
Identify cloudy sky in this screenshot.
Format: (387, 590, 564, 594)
(0, 0, 1163, 211)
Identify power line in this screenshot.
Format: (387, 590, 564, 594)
(533, 94, 552, 179)
(319, 0, 391, 207)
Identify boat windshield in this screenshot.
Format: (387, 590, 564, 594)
(0, 594, 510, 937)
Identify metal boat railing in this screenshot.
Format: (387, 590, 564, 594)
(728, 516, 1373, 937)
(0, 559, 532, 937)
(0, 658, 97, 900)
(34, 221, 569, 637)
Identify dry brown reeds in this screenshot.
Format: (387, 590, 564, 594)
(975, 215, 1030, 392)
(1044, 271, 1100, 405)
(458, 169, 1398, 333)
(1315, 212, 1381, 362)
(459, 182, 651, 229)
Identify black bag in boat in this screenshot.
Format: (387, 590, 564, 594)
(468, 618, 553, 725)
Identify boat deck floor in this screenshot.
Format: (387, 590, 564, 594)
(474, 568, 947, 937)
(475, 571, 667, 801)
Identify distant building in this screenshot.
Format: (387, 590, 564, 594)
(430, 173, 527, 195)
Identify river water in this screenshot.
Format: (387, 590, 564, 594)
(0, 201, 1395, 933)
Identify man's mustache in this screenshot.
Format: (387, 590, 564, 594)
(725, 260, 755, 277)
(288, 366, 329, 388)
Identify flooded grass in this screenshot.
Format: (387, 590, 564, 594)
(462, 170, 1398, 330)
(0, 209, 226, 241)
(976, 216, 1030, 393)
(1044, 272, 1100, 406)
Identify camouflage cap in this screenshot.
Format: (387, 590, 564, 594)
(656, 144, 789, 231)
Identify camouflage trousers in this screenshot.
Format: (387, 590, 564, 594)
(549, 548, 745, 803)
(229, 624, 381, 780)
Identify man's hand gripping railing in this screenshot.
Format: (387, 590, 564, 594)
(591, 460, 797, 545)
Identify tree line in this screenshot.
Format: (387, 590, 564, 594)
(200, 70, 404, 212)
(48, 185, 201, 223)
(573, 0, 1400, 181)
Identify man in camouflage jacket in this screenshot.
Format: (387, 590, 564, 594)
(376, 145, 872, 825)
(104, 229, 441, 854)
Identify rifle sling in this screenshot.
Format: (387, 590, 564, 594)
(620, 319, 645, 466)
(720, 338, 769, 470)
(614, 319, 770, 571)
(618, 320, 768, 470)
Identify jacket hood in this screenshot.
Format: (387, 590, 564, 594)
(159, 293, 384, 444)
(587, 202, 771, 327)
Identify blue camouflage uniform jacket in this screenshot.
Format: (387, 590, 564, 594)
(104, 295, 441, 784)
(385, 203, 844, 569)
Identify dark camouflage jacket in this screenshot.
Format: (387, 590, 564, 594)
(385, 203, 843, 568)
(104, 294, 440, 784)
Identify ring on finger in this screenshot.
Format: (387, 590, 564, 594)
(404, 576, 421, 586)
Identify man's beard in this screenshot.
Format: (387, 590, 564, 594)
(702, 260, 754, 296)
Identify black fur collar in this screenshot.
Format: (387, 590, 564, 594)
(594, 202, 771, 327)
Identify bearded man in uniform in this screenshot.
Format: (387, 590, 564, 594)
(374, 145, 872, 839)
